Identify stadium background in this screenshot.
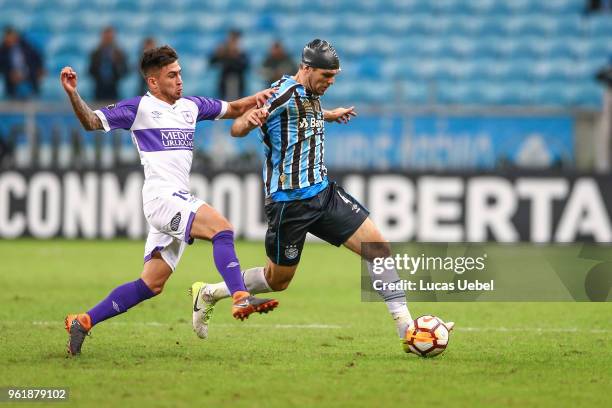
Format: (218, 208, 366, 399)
(1, 1, 611, 407)
(2, 0, 612, 242)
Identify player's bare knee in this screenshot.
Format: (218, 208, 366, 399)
(211, 218, 233, 236)
(141, 254, 171, 294)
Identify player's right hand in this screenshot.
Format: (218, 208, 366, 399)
(60, 66, 78, 94)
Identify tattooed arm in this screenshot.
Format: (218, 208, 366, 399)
(60, 66, 103, 131)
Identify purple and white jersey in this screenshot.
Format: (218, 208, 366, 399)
(94, 92, 227, 202)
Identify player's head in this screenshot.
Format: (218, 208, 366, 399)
(299, 39, 341, 96)
(140, 45, 182, 101)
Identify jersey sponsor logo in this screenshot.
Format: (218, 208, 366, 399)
(160, 129, 194, 149)
(285, 244, 299, 260)
(302, 99, 319, 117)
(151, 111, 162, 119)
(106, 103, 116, 110)
(181, 111, 194, 124)
(299, 117, 324, 129)
(170, 212, 181, 231)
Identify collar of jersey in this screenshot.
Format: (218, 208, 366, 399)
(281, 75, 315, 98)
(281, 75, 300, 87)
(146, 91, 180, 108)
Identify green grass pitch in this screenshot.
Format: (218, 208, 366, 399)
(0, 240, 610, 407)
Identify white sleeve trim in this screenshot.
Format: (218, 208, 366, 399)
(94, 110, 111, 132)
(215, 101, 228, 120)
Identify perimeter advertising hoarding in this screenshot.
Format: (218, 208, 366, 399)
(1, 171, 608, 243)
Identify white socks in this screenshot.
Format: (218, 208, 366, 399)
(366, 260, 411, 321)
(243, 266, 272, 293)
(207, 267, 272, 301)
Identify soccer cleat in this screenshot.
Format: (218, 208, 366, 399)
(394, 313, 413, 339)
(445, 321, 455, 331)
(231, 291, 279, 321)
(188, 282, 216, 339)
(64, 313, 91, 356)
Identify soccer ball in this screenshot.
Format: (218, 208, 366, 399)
(402, 315, 450, 357)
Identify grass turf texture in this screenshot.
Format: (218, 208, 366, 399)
(0, 240, 610, 407)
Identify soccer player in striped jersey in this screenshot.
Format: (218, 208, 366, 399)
(60, 45, 279, 356)
(190, 40, 452, 346)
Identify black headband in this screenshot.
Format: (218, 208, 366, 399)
(301, 39, 340, 70)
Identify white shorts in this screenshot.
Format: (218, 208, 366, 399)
(142, 189, 206, 271)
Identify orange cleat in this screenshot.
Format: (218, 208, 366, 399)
(231, 291, 279, 321)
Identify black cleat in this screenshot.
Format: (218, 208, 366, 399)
(64, 314, 90, 356)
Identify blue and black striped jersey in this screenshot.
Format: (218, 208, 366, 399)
(259, 75, 328, 201)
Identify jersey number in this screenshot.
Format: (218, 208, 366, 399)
(172, 190, 189, 201)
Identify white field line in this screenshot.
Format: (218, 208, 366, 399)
(26, 321, 343, 329)
(13, 321, 612, 333)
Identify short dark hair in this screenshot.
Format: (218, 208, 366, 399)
(140, 45, 178, 77)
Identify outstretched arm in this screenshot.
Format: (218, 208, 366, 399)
(222, 87, 277, 119)
(323, 106, 357, 124)
(230, 107, 269, 137)
(60, 66, 103, 131)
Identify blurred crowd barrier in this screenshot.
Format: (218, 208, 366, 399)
(0, 102, 598, 172)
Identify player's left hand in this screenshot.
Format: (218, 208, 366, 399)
(325, 106, 357, 124)
(254, 87, 278, 108)
(246, 107, 269, 127)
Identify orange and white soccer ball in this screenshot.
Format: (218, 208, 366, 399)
(402, 315, 451, 357)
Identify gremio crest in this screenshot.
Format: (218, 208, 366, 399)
(285, 244, 299, 260)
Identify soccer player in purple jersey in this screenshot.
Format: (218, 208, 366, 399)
(60, 45, 278, 356)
